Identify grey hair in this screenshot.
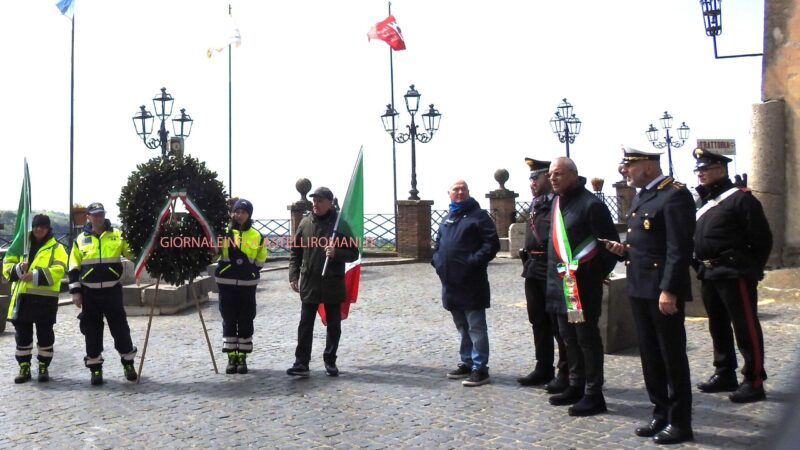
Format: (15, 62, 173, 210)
(552, 156, 578, 173)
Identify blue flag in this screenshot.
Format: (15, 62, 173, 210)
(56, 0, 74, 19)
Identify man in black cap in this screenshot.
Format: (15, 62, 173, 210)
(517, 158, 568, 391)
(691, 147, 772, 403)
(604, 146, 695, 444)
(287, 186, 359, 377)
(69, 202, 138, 385)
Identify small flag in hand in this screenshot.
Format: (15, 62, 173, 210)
(367, 15, 406, 51)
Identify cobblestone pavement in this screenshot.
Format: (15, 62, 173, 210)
(1, 258, 798, 449)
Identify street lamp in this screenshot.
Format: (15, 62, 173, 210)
(132, 87, 193, 157)
(699, 0, 762, 59)
(380, 84, 442, 201)
(645, 111, 690, 178)
(549, 98, 582, 157)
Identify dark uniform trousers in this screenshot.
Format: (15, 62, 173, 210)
(13, 320, 55, 364)
(557, 281, 604, 395)
(218, 284, 257, 352)
(702, 277, 766, 387)
(629, 296, 692, 428)
(295, 302, 341, 366)
(80, 285, 135, 363)
(524, 277, 566, 376)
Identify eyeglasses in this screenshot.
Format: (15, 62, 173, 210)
(693, 165, 722, 174)
(548, 170, 573, 179)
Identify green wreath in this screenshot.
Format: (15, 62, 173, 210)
(118, 155, 229, 286)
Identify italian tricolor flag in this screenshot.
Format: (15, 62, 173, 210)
(319, 148, 363, 324)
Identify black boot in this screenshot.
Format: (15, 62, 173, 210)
(729, 381, 766, 403)
(237, 353, 248, 374)
(697, 373, 738, 393)
(568, 393, 607, 416)
(89, 365, 104, 386)
(122, 359, 138, 382)
(545, 371, 569, 394)
(517, 368, 554, 386)
(548, 385, 583, 405)
(226, 352, 238, 374)
(37, 360, 50, 382)
(14, 362, 32, 384)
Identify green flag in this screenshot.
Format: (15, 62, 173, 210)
(7, 159, 32, 258)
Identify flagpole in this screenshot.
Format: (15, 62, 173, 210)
(388, 1, 398, 220)
(228, 3, 233, 197)
(68, 13, 76, 249)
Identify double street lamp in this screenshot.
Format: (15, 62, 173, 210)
(132, 87, 193, 157)
(381, 84, 442, 201)
(645, 111, 690, 178)
(549, 98, 582, 157)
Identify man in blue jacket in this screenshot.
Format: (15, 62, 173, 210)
(432, 180, 500, 387)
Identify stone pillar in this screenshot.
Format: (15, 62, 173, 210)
(397, 199, 434, 261)
(287, 178, 312, 236)
(484, 169, 518, 239)
(614, 180, 635, 220)
(751, 100, 786, 267)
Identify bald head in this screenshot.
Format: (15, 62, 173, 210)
(448, 180, 470, 203)
(548, 157, 579, 194)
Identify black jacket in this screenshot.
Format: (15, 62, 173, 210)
(521, 193, 553, 280)
(693, 178, 772, 281)
(432, 197, 500, 311)
(545, 178, 619, 315)
(289, 210, 359, 304)
(624, 177, 695, 301)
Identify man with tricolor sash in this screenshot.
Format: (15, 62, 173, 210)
(69, 202, 138, 385)
(605, 147, 695, 445)
(544, 157, 618, 416)
(691, 147, 772, 404)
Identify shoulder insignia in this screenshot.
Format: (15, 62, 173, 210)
(670, 181, 685, 189)
(656, 177, 674, 190)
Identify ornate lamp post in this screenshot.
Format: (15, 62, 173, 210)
(699, 0, 762, 59)
(645, 111, 690, 178)
(549, 98, 582, 157)
(380, 84, 442, 200)
(132, 87, 193, 157)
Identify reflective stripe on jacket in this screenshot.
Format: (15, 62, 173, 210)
(214, 225, 268, 286)
(2, 236, 68, 320)
(68, 226, 132, 292)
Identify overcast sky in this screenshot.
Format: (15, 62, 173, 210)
(0, 0, 764, 221)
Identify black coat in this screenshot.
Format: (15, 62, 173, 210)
(289, 210, 359, 304)
(624, 177, 695, 302)
(693, 178, 773, 281)
(521, 193, 554, 280)
(545, 178, 619, 315)
(432, 197, 500, 311)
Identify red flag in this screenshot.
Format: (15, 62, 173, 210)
(367, 15, 406, 51)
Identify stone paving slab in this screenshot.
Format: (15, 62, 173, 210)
(0, 259, 797, 448)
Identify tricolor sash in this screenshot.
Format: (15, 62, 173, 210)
(133, 190, 217, 282)
(551, 196, 598, 323)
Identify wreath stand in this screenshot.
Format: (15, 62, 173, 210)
(135, 194, 219, 383)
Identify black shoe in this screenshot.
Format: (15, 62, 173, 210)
(226, 352, 238, 374)
(90, 368, 104, 386)
(324, 362, 339, 377)
(635, 418, 667, 437)
(653, 424, 694, 445)
(14, 362, 32, 384)
(286, 363, 310, 377)
(462, 368, 490, 387)
(446, 363, 471, 379)
(37, 361, 50, 383)
(237, 353, 248, 374)
(549, 385, 583, 405)
(545, 374, 569, 393)
(122, 361, 138, 382)
(568, 393, 607, 416)
(697, 373, 738, 393)
(517, 369, 553, 386)
(729, 381, 766, 403)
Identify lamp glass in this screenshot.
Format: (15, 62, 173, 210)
(153, 88, 174, 119)
(133, 106, 154, 138)
(677, 122, 690, 140)
(404, 85, 420, 115)
(421, 104, 441, 133)
(660, 111, 673, 129)
(646, 124, 659, 142)
(381, 105, 398, 133)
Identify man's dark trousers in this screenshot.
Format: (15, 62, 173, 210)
(295, 302, 341, 365)
(525, 277, 566, 376)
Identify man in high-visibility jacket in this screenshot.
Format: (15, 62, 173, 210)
(214, 199, 268, 375)
(69, 202, 138, 386)
(2, 214, 68, 383)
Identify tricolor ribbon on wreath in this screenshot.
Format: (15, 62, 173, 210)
(133, 190, 217, 282)
(551, 196, 599, 323)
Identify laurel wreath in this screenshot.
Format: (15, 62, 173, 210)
(118, 155, 229, 286)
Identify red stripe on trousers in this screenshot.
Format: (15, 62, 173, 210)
(737, 278, 763, 388)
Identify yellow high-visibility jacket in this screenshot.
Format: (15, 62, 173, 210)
(68, 224, 133, 292)
(2, 236, 68, 320)
(215, 224, 268, 287)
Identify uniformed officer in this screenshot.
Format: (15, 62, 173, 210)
(69, 202, 138, 385)
(2, 214, 68, 383)
(214, 199, 268, 375)
(517, 158, 568, 391)
(604, 147, 695, 445)
(692, 148, 772, 403)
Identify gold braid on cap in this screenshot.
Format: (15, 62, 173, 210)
(623, 156, 652, 162)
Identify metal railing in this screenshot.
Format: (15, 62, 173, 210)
(364, 213, 396, 251)
(430, 208, 497, 246)
(516, 196, 624, 224)
(251, 219, 291, 256)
